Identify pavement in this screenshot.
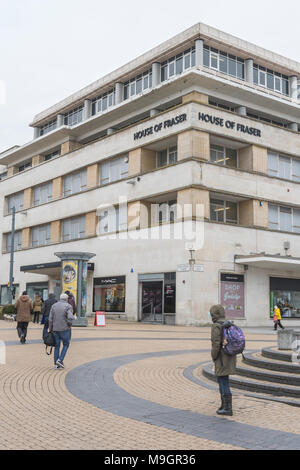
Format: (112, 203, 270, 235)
(0, 319, 299, 451)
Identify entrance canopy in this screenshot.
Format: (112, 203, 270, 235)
(20, 261, 94, 277)
(235, 254, 300, 273)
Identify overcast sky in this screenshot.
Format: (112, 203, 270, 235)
(0, 0, 300, 154)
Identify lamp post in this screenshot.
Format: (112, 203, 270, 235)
(8, 206, 16, 305)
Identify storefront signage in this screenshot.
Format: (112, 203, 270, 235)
(94, 276, 126, 287)
(194, 264, 204, 272)
(199, 112, 262, 137)
(134, 113, 187, 141)
(177, 264, 190, 272)
(220, 273, 245, 319)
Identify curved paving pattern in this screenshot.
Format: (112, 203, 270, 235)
(66, 350, 300, 450)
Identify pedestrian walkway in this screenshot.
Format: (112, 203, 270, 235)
(0, 319, 299, 450)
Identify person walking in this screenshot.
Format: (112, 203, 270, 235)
(33, 293, 43, 324)
(210, 304, 236, 417)
(15, 291, 33, 344)
(274, 305, 285, 331)
(49, 293, 75, 369)
(65, 291, 77, 317)
(41, 293, 57, 341)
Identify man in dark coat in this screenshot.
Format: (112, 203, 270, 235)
(42, 293, 57, 341)
(210, 304, 237, 416)
(65, 291, 77, 316)
(15, 292, 33, 344)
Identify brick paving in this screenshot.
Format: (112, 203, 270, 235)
(0, 319, 299, 450)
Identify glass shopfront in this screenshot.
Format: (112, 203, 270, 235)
(270, 277, 300, 319)
(93, 276, 125, 313)
(26, 283, 49, 302)
(0, 284, 20, 305)
(139, 273, 176, 323)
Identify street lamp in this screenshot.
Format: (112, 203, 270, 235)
(8, 206, 16, 305)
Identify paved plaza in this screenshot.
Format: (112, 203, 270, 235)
(0, 319, 299, 450)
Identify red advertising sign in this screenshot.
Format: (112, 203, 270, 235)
(220, 274, 245, 319)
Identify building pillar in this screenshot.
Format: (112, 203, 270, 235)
(83, 99, 92, 121)
(52, 177, 63, 200)
(86, 164, 99, 189)
(21, 228, 31, 249)
(177, 188, 210, 221)
(236, 106, 247, 116)
(289, 76, 298, 100)
(33, 127, 40, 139)
(50, 220, 61, 244)
(115, 82, 124, 105)
(238, 145, 268, 174)
(7, 166, 18, 177)
(177, 129, 210, 161)
(152, 62, 161, 87)
(57, 114, 64, 127)
(61, 140, 82, 155)
(239, 200, 268, 228)
(195, 38, 204, 66)
(245, 59, 254, 84)
(182, 91, 209, 105)
(32, 155, 44, 166)
(288, 122, 298, 132)
(128, 148, 157, 176)
(23, 188, 33, 210)
(85, 212, 97, 237)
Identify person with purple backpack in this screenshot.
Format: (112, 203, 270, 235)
(209, 304, 245, 417)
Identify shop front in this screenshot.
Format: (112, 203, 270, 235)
(270, 277, 300, 319)
(139, 273, 176, 324)
(93, 276, 126, 314)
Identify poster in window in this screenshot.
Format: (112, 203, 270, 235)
(220, 274, 245, 319)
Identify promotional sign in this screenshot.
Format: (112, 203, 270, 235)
(94, 311, 106, 327)
(62, 261, 78, 304)
(220, 274, 245, 319)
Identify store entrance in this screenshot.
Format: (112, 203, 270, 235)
(140, 281, 163, 323)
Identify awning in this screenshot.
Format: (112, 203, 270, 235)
(235, 254, 300, 273)
(20, 262, 95, 276)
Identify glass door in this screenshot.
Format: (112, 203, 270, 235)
(140, 281, 163, 323)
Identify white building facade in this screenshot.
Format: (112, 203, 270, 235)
(1, 23, 300, 327)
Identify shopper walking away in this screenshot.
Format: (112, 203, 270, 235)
(65, 291, 77, 317)
(49, 294, 75, 369)
(33, 293, 43, 323)
(15, 292, 33, 344)
(41, 293, 57, 341)
(210, 304, 237, 416)
(274, 305, 285, 331)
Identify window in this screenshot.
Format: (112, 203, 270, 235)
(0, 172, 7, 181)
(210, 199, 238, 224)
(269, 204, 300, 233)
(7, 192, 24, 214)
(62, 216, 86, 241)
(100, 156, 128, 185)
(40, 119, 57, 136)
(18, 161, 32, 173)
(247, 112, 288, 128)
(93, 277, 126, 313)
(31, 224, 51, 247)
(33, 182, 52, 206)
(6, 231, 22, 252)
(210, 145, 237, 168)
(64, 106, 83, 126)
(161, 47, 195, 83)
(268, 151, 300, 182)
(152, 200, 177, 225)
(44, 150, 60, 161)
(92, 90, 115, 115)
(98, 205, 128, 234)
(64, 169, 87, 196)
(123, 70, 152, 100)
(203, 45, 244, 80)
(157, 147, 177, 168)
(253, 65, 289, 96)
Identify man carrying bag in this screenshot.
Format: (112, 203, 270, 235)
(48, 294, 75, 369)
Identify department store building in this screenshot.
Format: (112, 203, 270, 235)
(1, 23, 300, 327)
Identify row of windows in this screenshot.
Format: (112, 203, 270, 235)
(92, 91, 115, 116)
(203, 46, 245, 80)
(253, 65, 289, 96)
(64, 106, 83, 126)
(124, 70, 152, 100)
(161, 48, 196, 82)
(40, 119, 57, 136)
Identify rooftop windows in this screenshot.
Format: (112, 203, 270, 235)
(124, 70, 152, 100)
(161, 48, 195, 82)
(92, 90, 115, 116)
(203, 46, 244, 80)
(64, 106, 83, 126)
(253, 65, 289, 96)
(18, 160, 32, 173)
(40, 119, 57, 136)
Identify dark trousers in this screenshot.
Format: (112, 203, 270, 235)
(274, 320, 284, 330)
(43, 319, 49, 341)
(17, 322, 28, 339)
(33, 313, 40, 323)
(217, 375, 231, 396)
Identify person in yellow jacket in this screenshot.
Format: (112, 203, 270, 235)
(274, 305, 284, 331)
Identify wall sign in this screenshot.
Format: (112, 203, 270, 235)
(94, 276, 126, 287)
(220, 273, 245, 319)
(199, 112, 262, 137)
(134, 113, 187, 141)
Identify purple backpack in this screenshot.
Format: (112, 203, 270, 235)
(222, 321, 245, 356)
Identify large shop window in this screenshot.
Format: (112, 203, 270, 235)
(93, 276, 126, 313)
(270, 277, 300, 319)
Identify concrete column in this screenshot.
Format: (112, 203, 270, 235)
(86, 164, 99, 189)
(288, 122, 298, 132)
(23, 188, 33, 210)
(195, 38, 204, 66)
(182, 92, 209, 105)
(33, 127, 40, 139)
(245, 59, 254, 84)
(177, 129, 210, 161)
(177, 188, 210, 221)
(50, 221, 61, 244)
(236, 106, 247, 116)
(128, 148, 157, 177)
(289, 76, 298, 100)
(239, 145, 268, 174)
(115, 82, 124, 105)
(52, 177, 63, 200)
(32, 155, 44, 166)
(152, 62, 161, 88)
(57, 114, 64, 127)
(21, 228, 31, 249)
(7, 166, 18, 177)
(83, 99, 92, 121)
(239, 200, 268, 228)
(61, 140, 82, 155)
(85, 212, 97, 237)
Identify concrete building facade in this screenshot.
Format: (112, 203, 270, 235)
(1, 23, 300, 326)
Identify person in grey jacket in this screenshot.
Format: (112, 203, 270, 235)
(49, 294, 75, 369)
